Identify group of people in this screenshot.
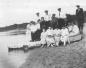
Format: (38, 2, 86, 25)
(40, 21, 79, 46)
(26, 5, 84, 47)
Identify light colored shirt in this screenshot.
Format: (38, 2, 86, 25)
(26, 24, 31, 41)
(41, 31, 47, 44)
(68, 25, 73, 32)
(53, 29, 61, 36)
(35, 23, 40, 30)
(72, 25, 79, 34)
(30, 24, 38, 33)
(26, 24, 31, 30)
(46, 29, 54, 36)
(56, 12, 66, 18)
(41, 31, 47, 40)
(33, 16, 41, 23)
(61, 28, 69, 36)
(44, 14, 51, 21)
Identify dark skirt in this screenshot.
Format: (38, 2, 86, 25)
(31, 30, 42, 41)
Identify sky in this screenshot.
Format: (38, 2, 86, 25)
(0, 0, 86, 27)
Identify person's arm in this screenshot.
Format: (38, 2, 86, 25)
(76, 9, 78, 16)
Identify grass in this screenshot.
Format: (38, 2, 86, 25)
(20, 39, 86, 68)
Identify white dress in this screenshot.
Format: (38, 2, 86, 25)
(68, 25, 73, 32)
(40, 31, 47, 44)
(26, 24, 31, 42)
(69, 25, 79, 36)
(60, 28, 69, 43)
(53, 29, 61, 46)
(46, 29, 55, 45)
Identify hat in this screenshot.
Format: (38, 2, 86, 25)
(52, 13, 56, 16)
(45, 10, 48, 12)
(76, 5, 80, 7)
(30, 21, 36, 25)
(58, 8, 61, 11)
(36, 12, 39, 15)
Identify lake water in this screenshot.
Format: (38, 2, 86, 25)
(0, 34, 30, 68)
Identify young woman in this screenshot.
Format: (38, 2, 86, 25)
(45, 27, 55, 47)
(60, 26, 70, 46)
(53, 28, 61, 46)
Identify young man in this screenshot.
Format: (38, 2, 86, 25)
(44, 10, 51, 21)
(51, 14, 58, 29)
(40, 17, 47, 30)
(44, 10, 51, 29)
(76, 5, 84, 39)
(34, 12, 41, 23)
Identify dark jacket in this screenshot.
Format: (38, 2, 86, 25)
(76, 8, 84, 20)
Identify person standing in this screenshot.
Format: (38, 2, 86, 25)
(44, 10, 51, 21)
(44, 10, 51, 29)
(35, 19, 41, 41)
(50, 14, 58, 29)
(40, 17, 47, 31)
(34, 12, 41, 23)
(26, 23, 31, 42)
(30, 21, 38, 41)
(76, 5, 84, 38)
(57, 8, 66, 29)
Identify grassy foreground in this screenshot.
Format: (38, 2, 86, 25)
(20, 40, 86, 68)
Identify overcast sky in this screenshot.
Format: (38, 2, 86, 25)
(0, 0, 86, 27)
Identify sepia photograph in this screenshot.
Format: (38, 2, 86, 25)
(0, 0, 86, 68)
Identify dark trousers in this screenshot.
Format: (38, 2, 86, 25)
(31, 32, 35, 41)
(45, 21, 50, 29)
(77, 19, 84, 34)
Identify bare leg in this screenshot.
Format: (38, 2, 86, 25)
(68, 38, 70, 45)
(64, 41, 66, 46)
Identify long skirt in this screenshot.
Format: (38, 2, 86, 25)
(31, 30, 42, 41)
(60, 35, 69, 43)
(26, 30, 31, 42)
(54, 36, 60, 46)
(46, 36, 55, 46)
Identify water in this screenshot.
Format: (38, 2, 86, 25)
(0, 34, 29, 68)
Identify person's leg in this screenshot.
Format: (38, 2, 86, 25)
(81, 24, 84, 40)
(35, 30, 39, 41)
(78, 24, 81, 33)
(31, 32, 34, 41)
(55, 37, 60, 46)
(63, 36, 67, 46)
(79, 19, 84, 40)
(67, 37, 70, 45)
(64, 40, 66, 46)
